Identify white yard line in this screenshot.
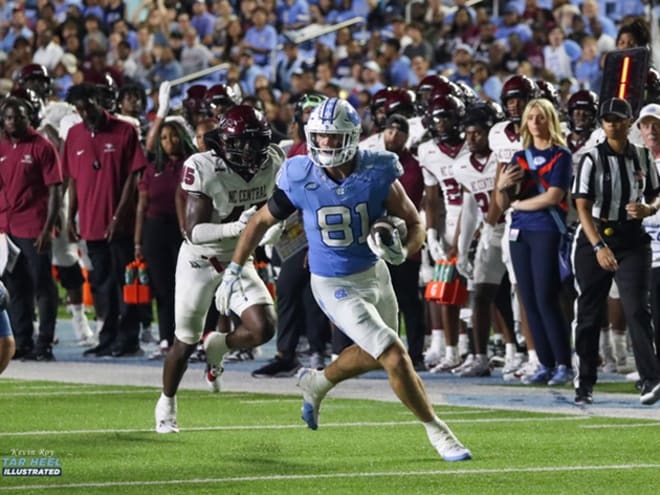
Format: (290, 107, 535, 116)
(0, 416, 588, 437)
(1, 464, 659, 491)
(581, 422, 660, 429)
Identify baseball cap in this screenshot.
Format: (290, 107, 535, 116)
(599, 97, 633, 120)
(364, 61, 381, 74)
(385, 114, 409, 134)
(636, 103, 660, 127)
(455, 43, 474, 56)
(503, 3, 520, 15)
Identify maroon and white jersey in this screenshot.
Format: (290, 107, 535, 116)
(418, 138, 468, 245)
(567, 127, 605, 173)
(180, 144, 285, 259)
(418, 138, 468, 208)
(454, 151, 500, 222)
(488, 120, 522, 165)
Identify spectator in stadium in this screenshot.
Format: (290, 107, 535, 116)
(495, 98, 573, 386)
(243, 5, 277, 69)
(0, 97, 62, 361)
(543, 26, 574, 82)
(0, 281, 14, 374)
(63, 83, 148, 358)
(400, 22, 429, 64)
(471, 59, 502, 103)
(615, 17, 650, 50)
(135, 120, 195, 359)
(572, 97, 660, 406)
(190, 0, 215, 46)
(216, 97, 472, 462)
(382, 38, 411, 88)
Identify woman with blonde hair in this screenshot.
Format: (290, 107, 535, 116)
(495, 98, 573, 386)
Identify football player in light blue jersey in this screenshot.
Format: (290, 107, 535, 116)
(213, 97, 472, 462)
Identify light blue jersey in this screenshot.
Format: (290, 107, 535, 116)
(277, 149, 403, 277)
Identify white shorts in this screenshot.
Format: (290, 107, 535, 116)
(473, 230, 506, 285)
(174, 241, 273, 345)
(310, 259, 399, 359)
(501, 211, 516, 285)
(442, 207, 461, 247)
(51, 228, 79, 267)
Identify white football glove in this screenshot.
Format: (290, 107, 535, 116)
(215, 262, 245, 315)
(259, 221, 285, 246)
(456, 256, 473, 280)
(226, 206, 258, 238)
(156, 80, 171, 119)
(367, 228, 408, 265)
(426, 228, 446, 262)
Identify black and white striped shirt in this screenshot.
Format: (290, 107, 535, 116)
(572, 141, 660, 221)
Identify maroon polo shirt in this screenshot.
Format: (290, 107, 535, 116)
(398, 149, 424, 263)
(0, 128, 63, 238)
(137, 158, 184, 219)
(61, 113, 147, 240)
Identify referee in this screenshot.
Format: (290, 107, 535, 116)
(572, 97, 660, 406)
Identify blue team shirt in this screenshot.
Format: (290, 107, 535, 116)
(277, 149, 403, 277)
(510, 145, 572, 232)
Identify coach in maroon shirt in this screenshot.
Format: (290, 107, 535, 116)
(383, 114, 426, 369)
(0, 96, 62, 361)
(62, 83, 148, 357)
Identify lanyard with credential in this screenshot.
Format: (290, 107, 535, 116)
(524, 148, 567, 235)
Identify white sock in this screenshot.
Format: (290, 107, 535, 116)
(458, 333, 469, 355)
(430, 329, 444, 352)
(70, 304, 84, 318)
(313, 371, 334, 398)
(160, 392, 175, 403)
(423, 415, 445, 436)
(203, 332, 229, 364)
(445, 346, 458, 360)
(528, 349, 539, 365)
(505, 343, 516, 361)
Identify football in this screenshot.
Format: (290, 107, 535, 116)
(369, 216, 408, 247)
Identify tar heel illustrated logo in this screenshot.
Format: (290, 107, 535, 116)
(334, 288, 348, 300)
(2, 449, 62, 477)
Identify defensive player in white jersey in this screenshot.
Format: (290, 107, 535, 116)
(214, 97, 472, 462)
(155, 105, 285, 433)
(451, 103, 517, 377)
(489, 75, 541, 379)
(418, 94, 469, 371)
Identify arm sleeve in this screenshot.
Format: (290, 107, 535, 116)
(267, 186, 296, 221)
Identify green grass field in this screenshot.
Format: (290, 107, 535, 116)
(2, 379, 660, 495)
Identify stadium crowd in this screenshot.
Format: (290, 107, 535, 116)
(1, 0, 660, 413)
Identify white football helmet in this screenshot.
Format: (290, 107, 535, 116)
(305, 97, 361, 168)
